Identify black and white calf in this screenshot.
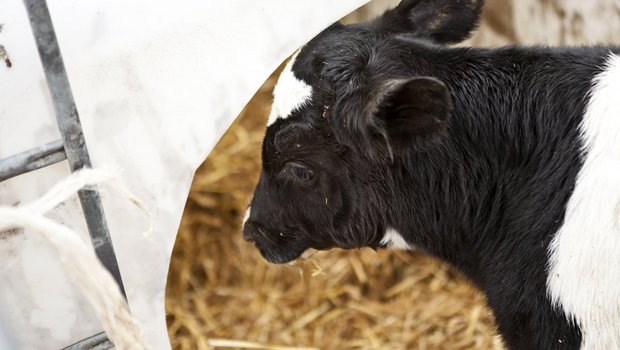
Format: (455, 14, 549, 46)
(242, 0, 620, 348)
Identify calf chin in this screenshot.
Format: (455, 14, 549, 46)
(257, 244, 308, 264)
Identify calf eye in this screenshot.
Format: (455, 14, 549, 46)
(284, 162, 314, 182)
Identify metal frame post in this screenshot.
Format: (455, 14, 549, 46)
(0, 0, 132, 348)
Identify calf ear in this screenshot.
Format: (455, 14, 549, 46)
(377, 0, 484, 44)
(369, 77, 452, 151)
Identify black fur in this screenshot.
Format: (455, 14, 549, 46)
(243, 0, 620, 348)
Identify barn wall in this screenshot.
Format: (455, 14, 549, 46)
(347, 0, 620, 46)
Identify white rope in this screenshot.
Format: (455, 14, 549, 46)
(26, 168, 154, 237)
(0, 168, 149, 349)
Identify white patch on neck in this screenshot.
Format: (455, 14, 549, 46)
(267, 49, 313, 126)
(380, 228, 413, 250)
(546, 53, 620, 350)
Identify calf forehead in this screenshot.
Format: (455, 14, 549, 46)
(267, 50, 313, 126)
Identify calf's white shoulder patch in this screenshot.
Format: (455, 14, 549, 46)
(547, 53, 620, 350)
(267, 49, 313, 126)
(380, 227, 413, 250)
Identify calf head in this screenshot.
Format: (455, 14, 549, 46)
(243, 0, 483, 263)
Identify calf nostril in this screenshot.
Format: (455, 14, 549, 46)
(242, 222, 260, 244)
(242, 229, 256, 243)
(243, 232, 257, 244)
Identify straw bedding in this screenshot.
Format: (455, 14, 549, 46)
(165, 67, 505, 349)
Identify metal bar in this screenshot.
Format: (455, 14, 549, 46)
(0, 139, 67, 182)
(62, 332, 114, 350)
(23, 0, 127, 299)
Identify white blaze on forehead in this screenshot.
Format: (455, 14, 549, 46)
(267, 49, 313, 126)
(380, 227, 413, 250)
(546, 53, 620, 350)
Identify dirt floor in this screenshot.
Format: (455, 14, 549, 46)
(165, 68, 503, 349)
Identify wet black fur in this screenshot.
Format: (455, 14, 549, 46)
(243, 0, 620, 348)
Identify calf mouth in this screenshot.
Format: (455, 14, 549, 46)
(257, 244, 308, 264)
(243, 221, 309, 264)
